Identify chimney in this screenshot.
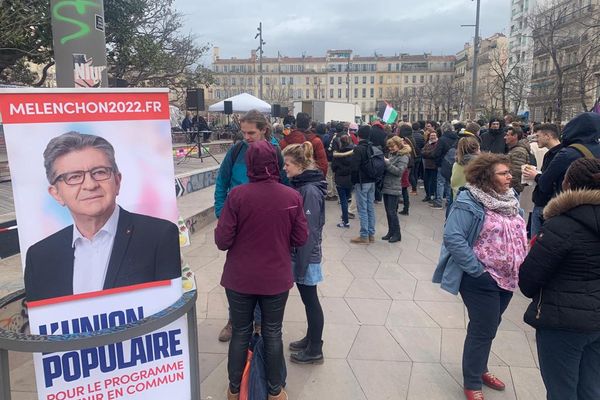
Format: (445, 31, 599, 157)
(213, 47, 220, 62)
(251, 49, 257, 60)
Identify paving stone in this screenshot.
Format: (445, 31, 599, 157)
(407, 363, 464, 400)
(375, 278, 417, 300)
(297, 359, 367, 400)
(344, 278, 391, 300)
(388, 326, 442, 362)
(491, 330, 537, 368)
(345, 298, 392, 325)
(349, 360, 411, 400)
(416, 301, 466, 329)
(511, 366, 547, 400)
(348, 325, 410, 362)
(386, 300, 438, 328)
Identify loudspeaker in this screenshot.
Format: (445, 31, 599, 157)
(272, 104, 281, 117)
(186, 88, 205, 111)
(224, 101, 233, 115)
(281, 107, 289, 118)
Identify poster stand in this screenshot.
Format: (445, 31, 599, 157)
(0, 286, 200, 400)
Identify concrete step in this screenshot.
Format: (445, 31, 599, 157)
(178, 185, 216, 237)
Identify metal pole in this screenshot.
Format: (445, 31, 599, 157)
(258, 22, 264, 100)
(0, 349, 11, 400)
(471, 0, 481, 118)
(187, 304, 200, 400)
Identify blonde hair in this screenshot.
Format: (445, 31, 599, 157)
(386, 136, 404, 149)
(456, 136, 480, 165)
(282, 142, 315, 170)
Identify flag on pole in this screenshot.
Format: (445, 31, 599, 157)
(380, 102, 398, 124)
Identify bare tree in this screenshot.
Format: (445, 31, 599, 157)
(528, 0, 600, 122)
(488, 46, 519, 115)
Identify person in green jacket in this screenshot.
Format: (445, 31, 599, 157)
(451, 136, 481, 197)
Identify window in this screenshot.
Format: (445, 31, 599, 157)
(354, 76, 359, 84)
(306, 77, 310, 85)
(396, 63, 400, 71)
(429, 75, 433, 83)
(405, 76, 408, 83)
(338, 89, 342, 98)
(387, 76, 392, 84)
(240, 77, 245, 86)
(314, 77, 318, 84)
(248, 77, 253, 85)
(346, 89, 349, 98)
(420, 75, 424, 83)
(388, 63, 392, 71)
(362, 76, 367, 84)
(330, 77, 334, 84)
(412, 76, 416, 83)
(378, 88, 383, 97)
(306, 89, 310, 98)
(330, 89, 334, 98)
(370, 88, 374, 98)
(354, 88, 358, 98)
(313, 89, 318, 98)
(370, 76, 375, 84)
(379, 76, 384, 84)
(362, 88, 366, 98)
(404, 87, 408, 95)
(289, 77, 294, 85)
(265, 77, 270, 85)
(338, 76, 342, 84)
(281, 77, 286, 85)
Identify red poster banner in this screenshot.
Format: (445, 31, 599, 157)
(0, 91, 170, 124)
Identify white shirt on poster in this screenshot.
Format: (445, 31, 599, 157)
(72, 206, 120, 294)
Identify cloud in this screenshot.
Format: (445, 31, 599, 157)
(175, 0, 510, 63)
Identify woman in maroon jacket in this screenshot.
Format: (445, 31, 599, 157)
(215, 140, 308, 400)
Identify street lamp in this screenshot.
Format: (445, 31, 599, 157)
(461, 0, 481, 119)
(255, 22, 266, 99)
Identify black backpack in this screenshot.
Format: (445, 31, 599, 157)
(363, 143, 386, 181)
(441, 147, 457, 181)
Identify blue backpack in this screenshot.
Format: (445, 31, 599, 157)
(248, 335, 287, 400)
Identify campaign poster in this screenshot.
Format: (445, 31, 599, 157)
(0, 88, 191, 399)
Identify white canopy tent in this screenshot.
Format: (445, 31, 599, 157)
(208, 93, 271, 113)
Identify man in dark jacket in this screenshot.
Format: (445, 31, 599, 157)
(480, 118, 507, 154)
(529, 123, 561, 237)
(350, 125, 377, 244)
(412, 122, 426, 182)
(523, 112, 600, 207)
(505, 126, 530, 194)
(430, 122, 458, 209)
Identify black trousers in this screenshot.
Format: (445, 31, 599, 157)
(226, 288, 288, 395)
(297, 283, 324, 346)
(459, 273, 512, 390)
(401, 187, 410, 211)
(383, 194, 401, 237)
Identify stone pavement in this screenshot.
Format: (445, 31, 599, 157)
(1, 197, 546, 399)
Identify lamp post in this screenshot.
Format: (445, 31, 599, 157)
(461, 0, 481, 119)
(255, 22, 266, 99)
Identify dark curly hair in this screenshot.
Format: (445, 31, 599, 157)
(564, 158, 600, 190)
(464, 153, 511, 193)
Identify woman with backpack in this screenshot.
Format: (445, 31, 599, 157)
(282, 142, 327, 365)
(332, 135, 355, 228)
(381, 136, 409, 242)
(400, 138, 413, 216)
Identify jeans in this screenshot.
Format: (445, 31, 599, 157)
(536, 329, 600, 400)
(409, 156, 421, 191)
(423, 168, 437, 199)
(337, 186, 352, 224)
(226, 289, 289, 396)
(383, 194, 400, 237)
(297, 284, 324, 346)
(435, 167, 452, 202)
(354, 182, 376, 238)
(530, 205, 545, 238)
(459, 272, 513, 390)
(401, 187, 409, 211)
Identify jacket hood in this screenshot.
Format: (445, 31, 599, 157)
(291, 169, 328, 194)
(561, 112, 600, 145)
(510, 138, 531, 152)
(459, 153, 478, 166)
(442, 130, 459, 140)
(245, 141, 280, 182)
(398, 144, 412, 156)
(488, 128, 503, 136)
(544, 189, 600, 235)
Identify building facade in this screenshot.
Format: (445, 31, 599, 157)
(528, 0, 600, 123)
(209, 48, 455, 122)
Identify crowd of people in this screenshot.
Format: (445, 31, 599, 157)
(211, 108, 600, 400)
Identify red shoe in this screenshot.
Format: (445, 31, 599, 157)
(464, 389, 484, 400)
(482, 372, 505, 391)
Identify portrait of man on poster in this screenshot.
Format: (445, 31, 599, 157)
(24, 132, 181, 302)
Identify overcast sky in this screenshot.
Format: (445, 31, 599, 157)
(175, 0, 510, 64)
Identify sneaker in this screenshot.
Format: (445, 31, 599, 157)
(430, 201, 443, 210)
(369, 235, 375, 243)
(218, 320, 232, 342)
(422, 197, 431, 202)
(337, 222, 350, 228)
(464, 389, 484, 400)
(410, 190, 417, 195)
(348, 212, 355, 219)
(350, 236, 369, 244)
(481, 372, 505, 391)
(399, 209, 409, 215)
